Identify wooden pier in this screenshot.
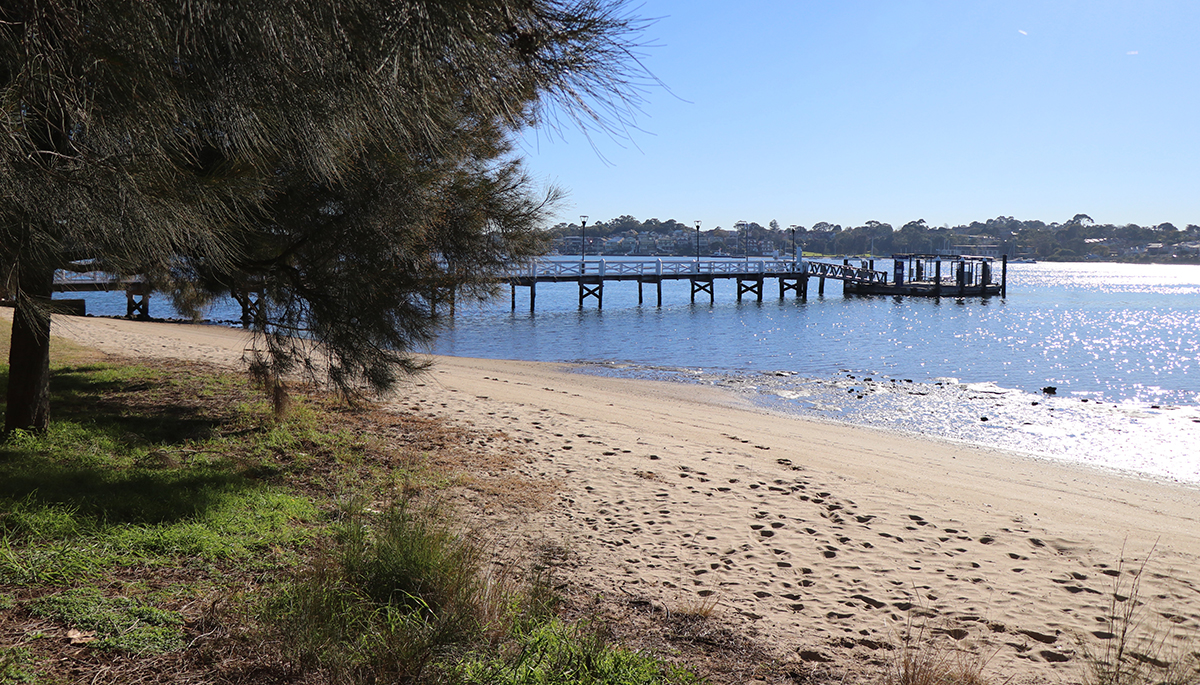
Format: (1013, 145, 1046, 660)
(50, 271, 150, 318)
(45, 254, 1007, 319)
(502, 255, 1006, 310)
(503, 258, 812, 310)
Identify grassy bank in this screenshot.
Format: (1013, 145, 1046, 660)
(0, 319, 702, 684)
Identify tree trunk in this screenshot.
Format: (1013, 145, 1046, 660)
(5, 263, 54, 434)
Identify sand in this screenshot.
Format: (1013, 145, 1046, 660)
(13, 309, 1200, 681)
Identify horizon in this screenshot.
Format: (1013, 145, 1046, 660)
(520, 1, 1200, 232)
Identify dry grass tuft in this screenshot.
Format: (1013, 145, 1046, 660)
(670, 592, 720, 620)
(1081, 548, 1200, 685)
(885, 616, 995, 685)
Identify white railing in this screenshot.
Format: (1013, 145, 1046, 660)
(501, 258, 806, 280)
(52, 270, 135, 287)
(803, 260, 888, 284)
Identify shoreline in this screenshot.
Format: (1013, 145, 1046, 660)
(572, 360, 1200, 487)
(12, 309, 1200, 681)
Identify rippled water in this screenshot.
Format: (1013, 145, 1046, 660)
(60, 260, 1200, 482)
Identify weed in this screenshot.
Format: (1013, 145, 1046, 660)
(670, 593, 720, 620)
(885, 613, 993, 685)
(1081, 551, 1200, 685)
(29, 587, 185, 654)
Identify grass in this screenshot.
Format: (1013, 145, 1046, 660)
(0, 315, 697, 684)
(458, 618, 701, 685)
(883, 622, 992, 685)
(1081, 552, 1200, 685)
(269, 498, 696, 684)
(0, 646, 35, 684)
(28, 586, 185, 653)
(268, 499, 501, 682)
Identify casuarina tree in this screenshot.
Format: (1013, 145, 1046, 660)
(1, 0, 650, 432)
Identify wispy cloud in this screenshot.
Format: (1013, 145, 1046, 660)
(1127, 50, 1139, 55)
(1018, 29, 1028, 35)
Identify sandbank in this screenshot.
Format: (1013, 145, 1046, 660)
(13, 309, 1200, 681)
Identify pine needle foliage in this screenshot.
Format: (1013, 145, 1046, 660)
(1, 0, 653, 430)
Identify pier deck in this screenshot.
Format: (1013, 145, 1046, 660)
(501, 255, 1003, 310)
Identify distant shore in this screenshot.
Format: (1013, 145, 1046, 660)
(16, 308, 1200, 682)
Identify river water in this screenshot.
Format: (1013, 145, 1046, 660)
(60, 260, 1200, 483)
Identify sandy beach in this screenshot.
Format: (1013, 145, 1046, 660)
(16, 309, 1200, 682)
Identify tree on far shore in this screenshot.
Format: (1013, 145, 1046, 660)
(1, 0, 651, 433)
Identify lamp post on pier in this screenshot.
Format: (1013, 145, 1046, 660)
(695, 220, 701, 264)
(580, 215, 588, 270)
(790, 225, 798, 263)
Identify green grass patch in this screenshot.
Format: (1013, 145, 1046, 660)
(0, 645, 37, 684)
(28, 587, 185, 654)
(458, 619, 700, 685)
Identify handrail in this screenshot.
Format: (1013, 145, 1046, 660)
(500, 258, 807, 279)
(803, 260, 888, 284)
(52, 270, 140, 286)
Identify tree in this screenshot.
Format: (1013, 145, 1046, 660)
(2, 0, 650, 433)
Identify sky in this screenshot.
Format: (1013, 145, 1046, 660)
(517, 0, 1200, 232)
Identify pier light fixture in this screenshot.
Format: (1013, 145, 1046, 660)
(580, 215, 588, 265)
(695, 220, 701, 263)
(790, 225, 798, 263)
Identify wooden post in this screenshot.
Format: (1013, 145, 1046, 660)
(638, 279, 643, 305)
(511, 283, 516, 311)
(819, 276, 826, 295)
(530, 282, 536, 312)
(657, 280, 662, 307)
(934, 260, 942, 297)
(125, 282, 149, 320)
(1001, 255, 1008, 298)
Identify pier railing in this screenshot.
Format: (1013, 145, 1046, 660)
(501, 258, 806, 279)
(804, 260, 888, 284)
(52, 270, 139, 291)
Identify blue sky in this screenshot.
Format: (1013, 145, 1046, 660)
(519, 1, 1200, 231)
